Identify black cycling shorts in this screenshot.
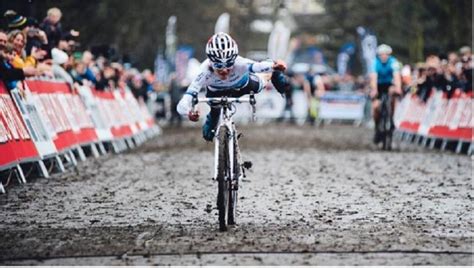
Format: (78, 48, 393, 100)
(206, 74, 262, 98)
(376, 83, 392, 100)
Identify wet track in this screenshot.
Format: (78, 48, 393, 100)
(0, 124, 472, 265)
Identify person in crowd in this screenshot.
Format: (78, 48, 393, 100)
(0, 30, 38, 86)
(459, 46, 472, 93)
(7, 30, 47, 69)
(76, 50, 97, 84)
(51, 47, 75, 88)
(40, 7, 79, 50)
(129, 73, 148, 102)
(168, 73, 186, 126)
(4, 10, 49, 57)
(277, 71, 308, 124)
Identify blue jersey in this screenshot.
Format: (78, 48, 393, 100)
(371, 56, 399, 85)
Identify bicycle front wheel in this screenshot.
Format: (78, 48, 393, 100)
(216, 126, 230, 231)
(381, 95, 393, 150)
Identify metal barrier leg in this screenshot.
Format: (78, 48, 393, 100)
(126, 137, 135, 149)
(0, 182, 5, 194)
(76, 146, 87, 162)
(118, 140, 125, 152)
(441, 139, 448, 151)
(112, 141, 120, 154)
(16, 164, 26, 184)
(55, 155, 65, 172)
(98, 142, 107, 155)
(414, 135, 421, 145)
(90, 143, 100, 158)
(37, 160, 49, 178)
(421, 137, 429, 147)
(455, 141, 463, 154)
(121, 139, 128, 151)
(429, 138, 436, 150)
(468, 143, 473, 155)
(132, 135, 140, 147)
(68, 150, 78, 166)
(400, 132, 406, 141)
(402, 133, 410, 142)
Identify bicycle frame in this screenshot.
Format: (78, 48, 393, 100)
(192, 93, 255, 181)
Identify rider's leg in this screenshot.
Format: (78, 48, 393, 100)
(389, 86, 400, 130)
(372, 99, 382, 143)
(271, 70, 290, 94)
(203, 107, 220, 141)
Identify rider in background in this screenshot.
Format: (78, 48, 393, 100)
(177, 32, 290, 141)
(369, 44, 402, 144)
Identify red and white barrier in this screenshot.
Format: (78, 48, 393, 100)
(0, 79, 160, 193)
(394, 90, 473, 153)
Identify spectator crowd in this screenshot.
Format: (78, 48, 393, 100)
(0, 6, 471, 124)
(408, 47, 473, 102)
(0, 7, 154, 102)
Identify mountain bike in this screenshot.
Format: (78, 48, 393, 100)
(191, 92, 255, 231)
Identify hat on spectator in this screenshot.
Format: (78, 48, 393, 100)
(52, 48, 69, 65)
(459, 46, 471, 55)
(4, 10, 27, 30)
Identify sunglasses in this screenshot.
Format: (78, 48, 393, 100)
(213, 61, 234, 70)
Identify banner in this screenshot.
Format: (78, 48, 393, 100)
(318, 92, 367, 120)
(268, 20, 291, 61)
(395, 91, 473, 142)
(337, 43, 356, 76)
(25, 80, 99, 151)
(357, 26, 377, 76)
(93, 90, 133, 139)
(165, 15, 177, 68)
(214, 12, 230, 34)
(175, 46, 194, 83)
(0, 82, 38, 167)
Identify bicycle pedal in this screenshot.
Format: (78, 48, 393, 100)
(242, 161, 252, 169)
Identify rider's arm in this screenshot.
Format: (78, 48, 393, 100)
(393, 71, 402, 94)
(248, 61, 274, 73)
(240, 56, 285, 73)
(391, 60, 402, 94)
(176, 70, 209, 116)
(369, 58, 378, 98)
(369, 72, 377, 98)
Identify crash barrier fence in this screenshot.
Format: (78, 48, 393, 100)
(393, 90, 473, 155)
(0, 78, 161, 194)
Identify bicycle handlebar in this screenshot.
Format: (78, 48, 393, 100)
(191, 91, 256, 107)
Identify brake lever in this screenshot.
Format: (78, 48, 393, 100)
(190, 92, 199, 113)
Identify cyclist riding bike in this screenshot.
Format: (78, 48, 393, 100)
(177, 32, 290, 141)
(369, 44, 402, 144)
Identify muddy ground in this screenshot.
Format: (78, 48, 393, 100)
(0, 123, 472, 265)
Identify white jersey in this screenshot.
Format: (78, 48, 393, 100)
(186, 56, 274, 94)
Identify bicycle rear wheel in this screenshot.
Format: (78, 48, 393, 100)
(216, 126, 230, 231)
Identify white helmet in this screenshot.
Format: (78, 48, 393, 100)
(206, 32, 238, 65)
(377, 44, 393, 55)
